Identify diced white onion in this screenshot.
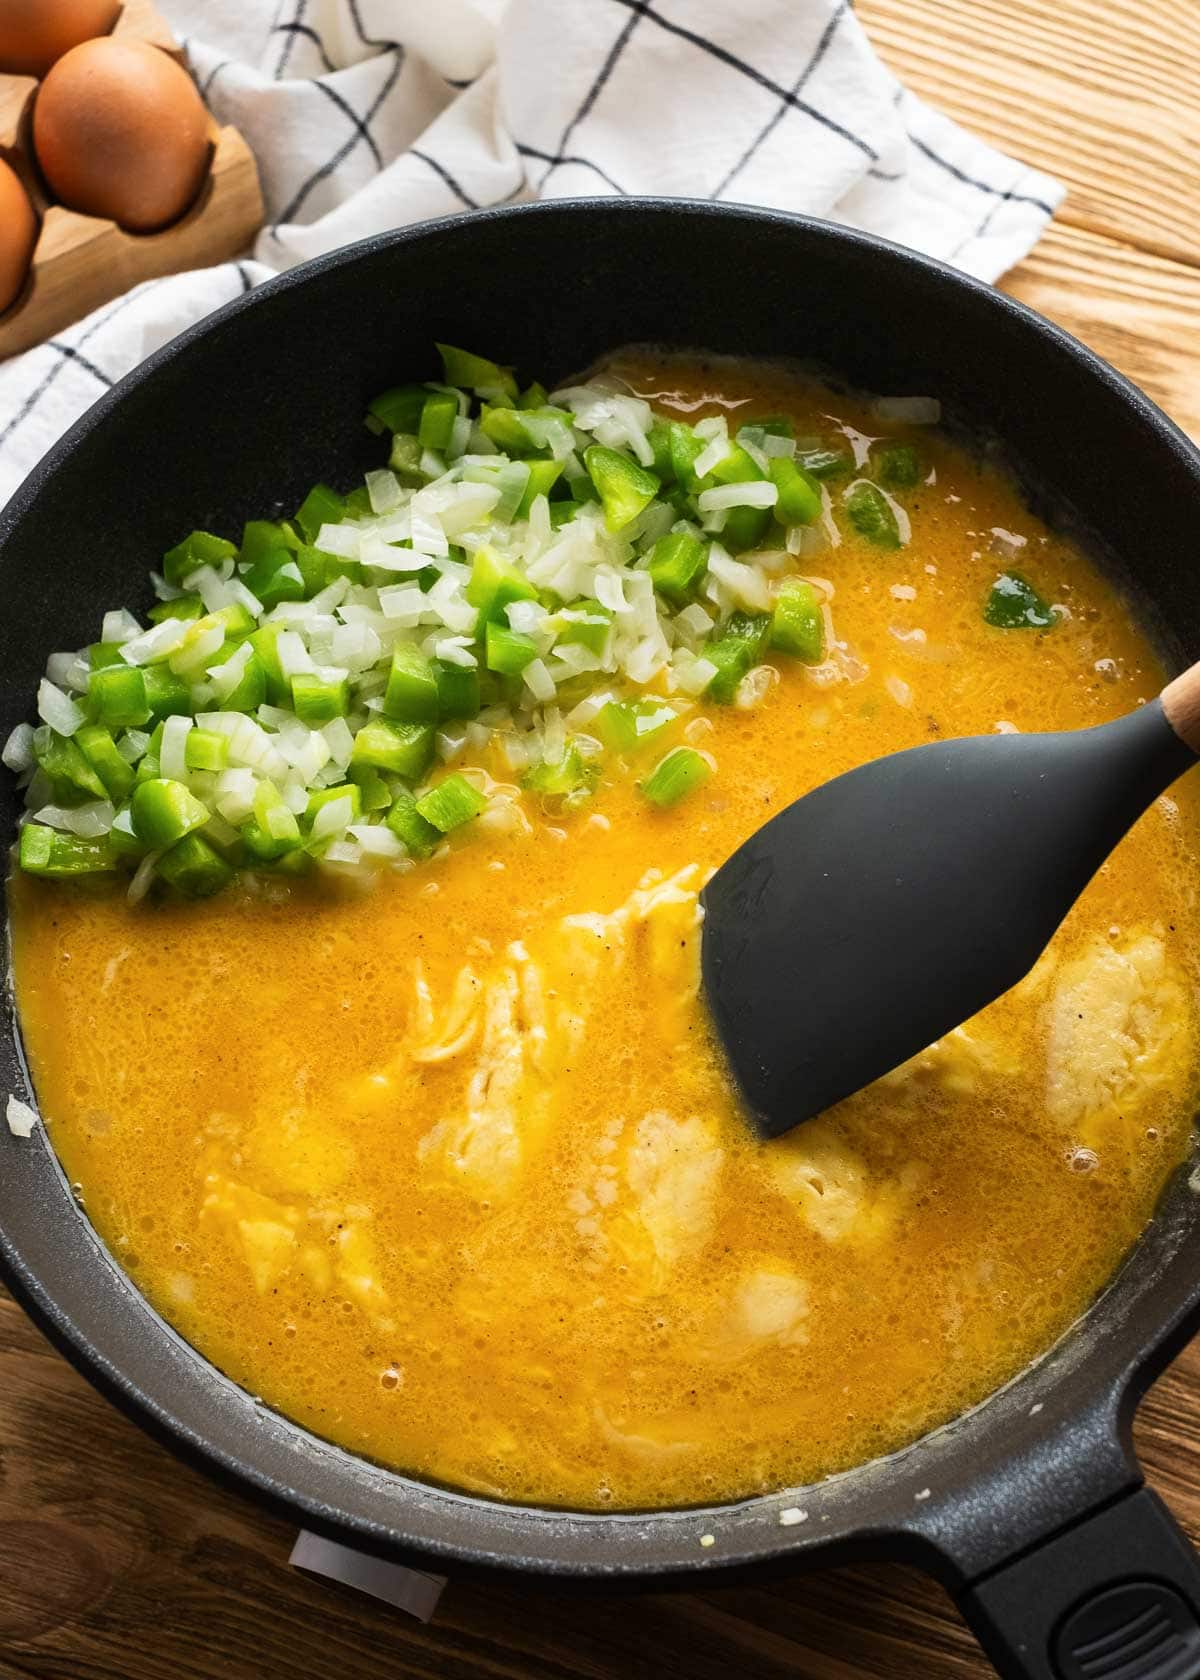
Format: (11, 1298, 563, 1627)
(6, 1095, 37, 1138)
(2, 722, 35, 772)
(348, 823, 404, 857)
(34, 800, 115, 836)
(208, 640, 252, 699)
(119, 619, 189, 666)
(366, 469, 403, 514)
(312, 795, 354, 841)
(102, 608, 143, 644)
(872, 396, 941, 424)
(160, 715, 193, 780)
(697, 481, 777, 512)
(315, 523, 361, 558)
(522, 658, 555, 702)
(36, 678, 84, 736)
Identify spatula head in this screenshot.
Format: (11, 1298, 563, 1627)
(700, 700, 1193, 1140)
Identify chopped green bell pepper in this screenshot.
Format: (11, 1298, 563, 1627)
(598, 698, 678, 754)
(434, 659, 481, 720)
(386, 789, 441, 857)
(88, 663, 151, 728)
(845, 481, 901, 549)
(415, 773, 487, 833)
(384, 643, 439, 721)
(419, 390, 459, 453)
(33, 728, 108, 804)
(75, 724, 135, 800)
(639, 746, 711, 807)
(465, 545, 537, 624)
(295, 483, 345, 544)
(162, 530, 237, 589)
(435, 344, 519, 399)
(485, 622, 538, 677)
(704, 611, 772, 702)
(984, 572, 1056, 630)
(20, 826, 117, 877)
(768, 457, 822, 526)
(770, 578, 824, 663)
(874, 443, 920, 489)
(646, 530, 707, 603)
(583, 445, 660, 532)
(131, 778, 212, 849)
(351, 718, 435, 779)
(292, 671, 350, 725)
(368, 384, 428, 436)
(157, 833, 234, 897)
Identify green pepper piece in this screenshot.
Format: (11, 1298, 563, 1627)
(241, 817, 300, 862)
(131, 778, 211, 849)
(387, 431, 424, 482)
(549, 499, 584, 529)
(771, 578, 824, 663)
(845, 481, 901, 549)
(147, 595, 205, 627)
(415, 773, 487, 833)
(87, 663, 151, 728)
(556, 605, 612, 656)
(292, 671, 351, 725)
(162, 530, 237, 589)
(381, 643, 438, 722)
(705, 611, 772, 703)
(295, 483, 346, 544)
(768, 457, 822, 526)
(479, 404, 539, 457)
(984, 572, 1057, 630)
(185, 728, 229, 773)
(668, 422, 705, 490)
(75, 724, 135, 800)
(485, 622, 538, 677)
(418, 390, 459, 453)
(221, 649, 268, 714)
(33, 728, 108, 803)
(525, 742, 591, 797)
(646, 530, 707, 604)
(20, 825, 117, 877)
(797, 445, 852, 480)
(157, 833, 234, 898)
(598, 698, 678, 754)
(519, 380, 548, 410)
(385, 789, 441, 857)
(142, 665, 192, 722)
(243, 546, 307, 610)
(86, 640, 127, 668)
(351, 718, 435, 779)
(247, 625, 291, 705)
(516, 458, 565, 517)
(639, 746, 712, 807)
(346, 764, 389, 813)
(435, 344, 519, 400)
(368, 384, 429, 436)
(583, 445, 660, 532)
(874, 443, 920, 489)
(464, 545, 536, 624)
(240, 519, 297, 567)
(646, 421, 676, 483)
(434, 659, 481, 721)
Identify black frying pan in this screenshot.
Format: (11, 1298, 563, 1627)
(3, 202, 1200, 1680)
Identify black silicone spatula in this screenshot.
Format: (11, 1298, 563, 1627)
(700, 665, 1200, 1140)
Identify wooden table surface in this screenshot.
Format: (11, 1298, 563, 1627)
(3, 3, 1199, 1675)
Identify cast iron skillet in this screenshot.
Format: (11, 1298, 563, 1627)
(3, 201, 1200, 1680)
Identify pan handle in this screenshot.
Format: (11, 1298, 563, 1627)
(954, 1485, 1200, 1680)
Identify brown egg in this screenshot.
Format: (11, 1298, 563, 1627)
(0, 157, 37, 315)
(33, 39, 211, 234)
(0, 0, 121, 77)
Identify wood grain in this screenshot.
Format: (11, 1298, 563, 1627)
(3, 1, 1200, 1677)
(858, 0, 1200, 270)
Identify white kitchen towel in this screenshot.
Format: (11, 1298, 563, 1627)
(0, 0, 1064, 509)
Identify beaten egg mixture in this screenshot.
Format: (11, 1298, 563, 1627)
(10, 354, 1200, 1509)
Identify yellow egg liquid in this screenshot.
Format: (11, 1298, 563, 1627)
(10, 354, 1200, 1510)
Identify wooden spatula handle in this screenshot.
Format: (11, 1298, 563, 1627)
(1162, 661, 1200, 754)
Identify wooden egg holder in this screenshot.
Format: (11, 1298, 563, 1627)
(0, 0, 263, 359)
